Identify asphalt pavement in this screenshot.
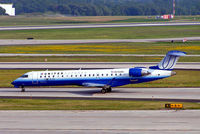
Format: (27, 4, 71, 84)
(0, 37, 200, 45)
(1, 87, 200, 101)
(0, 22, 200, 30)
(0, 62, 199, 69)
(0, 110, 200, 134)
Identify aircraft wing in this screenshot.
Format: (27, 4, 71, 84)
(82, 82, 106, 87)
(82, 78, 116, 87)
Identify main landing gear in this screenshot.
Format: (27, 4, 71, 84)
(101, 86, 112, 94)
(21, 86, 25, 92)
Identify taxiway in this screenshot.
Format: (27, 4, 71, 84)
(0, 62, 199, 69)
(0, 22, 200, 30)
(0, 110, 200, 134)
(0, 37, 200, 46)
(0, 87, 200, 102)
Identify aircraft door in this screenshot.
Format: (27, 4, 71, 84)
(32, 72, 38, 84)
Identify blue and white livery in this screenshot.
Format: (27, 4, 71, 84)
(12, 50, 186, 93)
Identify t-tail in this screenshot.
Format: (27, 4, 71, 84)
(150, 50, 186, 70)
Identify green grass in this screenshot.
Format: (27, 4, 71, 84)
(1, 70, 200, 88)
(0, 99, 199, 110)
(0, 16, 89, 26)
(0, 56, 199, 62)
(0, 41, 200, 54)
(0, 25, 199, 39)
(0, 16, 199, 26)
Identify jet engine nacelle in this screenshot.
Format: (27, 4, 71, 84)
(129, 68, 150, 77)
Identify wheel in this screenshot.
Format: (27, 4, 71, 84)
(101, 88, 107, 94)
(107, 87, 112, 92)
(21, 86, 25, 92)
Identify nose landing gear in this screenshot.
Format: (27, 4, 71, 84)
(21, 86, 25, 92)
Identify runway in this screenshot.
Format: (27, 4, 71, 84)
(0, 22, 200, 30)
(0, 37, 200, 45)
(0, 62, 199, 69)
(1, 87, 200, 102)
(0, 110, 200, 134)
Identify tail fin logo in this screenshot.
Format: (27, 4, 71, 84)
(159, 55, 178, 69)
(150, 50, 186, 70)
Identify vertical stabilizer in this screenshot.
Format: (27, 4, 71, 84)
(150, 50, 186, 70)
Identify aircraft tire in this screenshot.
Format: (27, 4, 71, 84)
(101, 88, 107, 94)
(107, 87, 112, 92)
(21, 86, 25, 92)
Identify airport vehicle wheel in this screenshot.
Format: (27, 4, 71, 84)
(101, 89, 107, 94)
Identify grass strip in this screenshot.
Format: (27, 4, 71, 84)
(0, 99, 199, 110)
(1, 41, 200, 54)
(0, 25, 199, 39)
(1, 70, 200, 88)
(0, 16, 199, 26)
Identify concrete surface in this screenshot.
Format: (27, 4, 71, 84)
(0, 22, 200, 30)
(1, 87, 200, 101)
(0, 110, 200, 134)
(0, 37, 200, 45)
(0, 62, 199, 69)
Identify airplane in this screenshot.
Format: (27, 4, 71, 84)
(12, 50, 186, 93)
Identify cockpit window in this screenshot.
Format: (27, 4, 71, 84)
(20, 75, 28, 78)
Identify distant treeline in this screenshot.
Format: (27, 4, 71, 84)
(1, 0, 200, 16)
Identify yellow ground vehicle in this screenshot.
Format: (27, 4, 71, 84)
(165, 104, 183, 109)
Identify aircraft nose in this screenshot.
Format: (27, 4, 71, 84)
(11, 80, 16, 85)
(171, 71, 176, 76)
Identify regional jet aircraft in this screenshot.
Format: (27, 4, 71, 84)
(12, 50, 186, 93)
